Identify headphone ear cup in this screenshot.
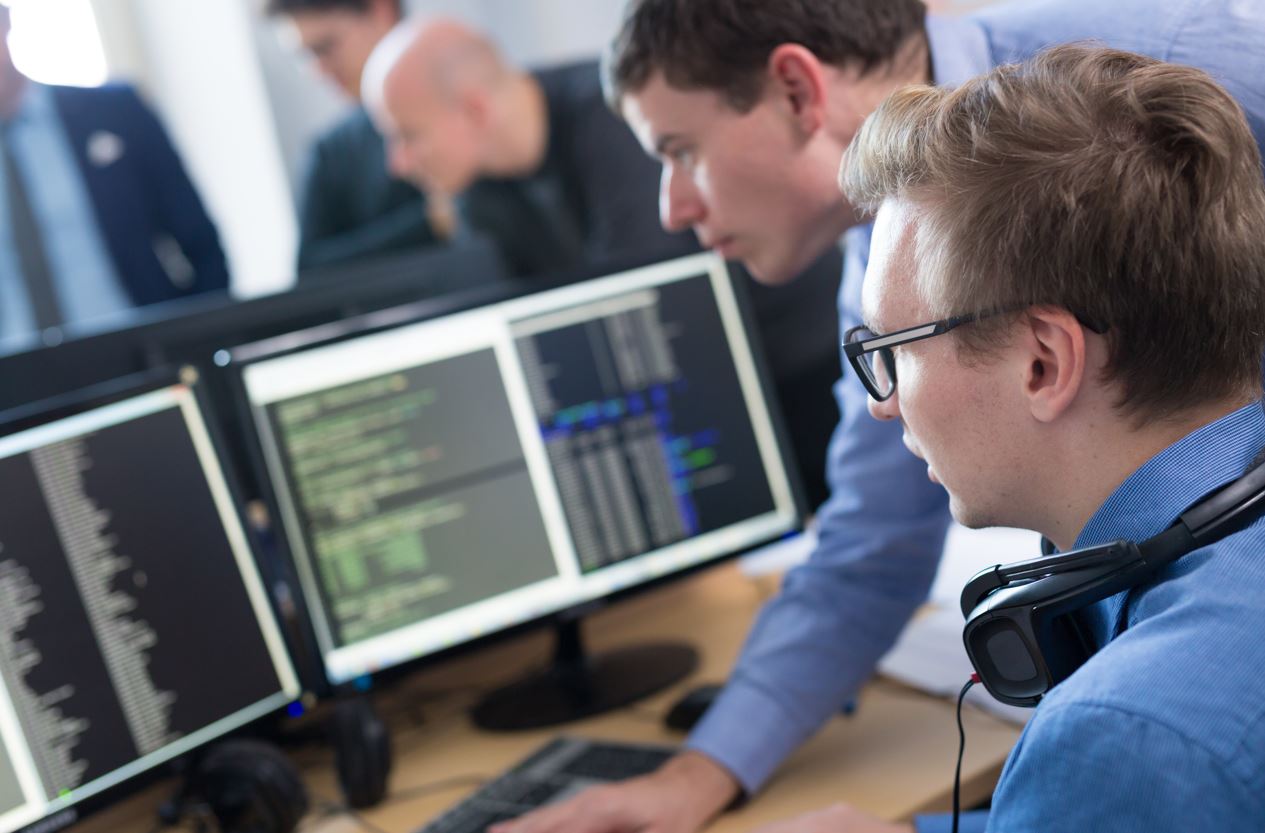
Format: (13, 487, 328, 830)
(193, 739, 309, 833)
(330, 697, 392, 809)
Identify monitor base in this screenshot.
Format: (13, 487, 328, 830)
(471, 620, 698, 731)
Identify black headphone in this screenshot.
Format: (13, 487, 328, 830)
(162, 739, 309, 833)
(961, 454, 1265, 708)
(329, 696, 392, 809)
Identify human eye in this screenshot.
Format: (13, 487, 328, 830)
(311, 37, 337, 59)
(657, 141, 696, 169)
(669, 147, 696, 168)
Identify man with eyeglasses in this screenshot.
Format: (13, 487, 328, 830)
(494, 3, 1265, 833)
(819, 44, 1265, 831)
(844, 311, 1109, 403)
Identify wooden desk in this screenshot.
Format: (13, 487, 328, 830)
(74, 565, 1020, 833)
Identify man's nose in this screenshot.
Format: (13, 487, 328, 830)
(660, 164, 704, 233)
(868, 389, 900, 422)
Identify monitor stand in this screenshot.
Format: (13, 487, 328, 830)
(470, 618, 698, 731)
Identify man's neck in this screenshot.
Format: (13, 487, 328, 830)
(1041, 396, 1257, 551)
(823, 33, 931, 237)
(830, 33, 931, 132)
(485, 73, 548, 178)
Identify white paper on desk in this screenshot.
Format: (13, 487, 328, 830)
(878, 604, 1032, 726)
(738, 522, 1041, 588)
(930, 525, 1044, 608)
(737, 520, 1040, 725)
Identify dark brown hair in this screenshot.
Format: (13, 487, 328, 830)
(841, 44, 1265, 420)
(603, 0, 926, 112)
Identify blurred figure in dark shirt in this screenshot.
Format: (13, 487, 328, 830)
(266, 0, 448, 273)
(361, 17, 697, 277)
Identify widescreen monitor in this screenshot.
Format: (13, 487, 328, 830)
(0, 373, 300, 833)
(238, 253, 801, 727)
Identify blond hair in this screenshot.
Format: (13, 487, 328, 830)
(841, 44, 1265, 419)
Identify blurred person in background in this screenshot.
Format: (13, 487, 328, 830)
(266, 0, 449, 273)
(0, 4, 227, 350)
(360, 16, 696, 278)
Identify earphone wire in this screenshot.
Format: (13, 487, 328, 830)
(952, 675, 979, 833)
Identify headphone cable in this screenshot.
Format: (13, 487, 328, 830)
(952, 674, 980, 833)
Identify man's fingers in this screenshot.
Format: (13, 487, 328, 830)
(488, 789, 615, 833)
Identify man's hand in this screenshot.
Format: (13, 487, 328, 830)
(750, 805, 914, 833)
(488, 751, 740, 833)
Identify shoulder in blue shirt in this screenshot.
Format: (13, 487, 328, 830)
(984, 401, 1265, 831)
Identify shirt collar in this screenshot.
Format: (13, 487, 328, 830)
(925, 14, 992, 88)
(1074, 400, 1265, 549)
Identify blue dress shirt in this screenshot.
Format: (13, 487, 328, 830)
(0, 83, 131, 349)
(919, 401, 1265, 832)
(684, 0, 1265, 802)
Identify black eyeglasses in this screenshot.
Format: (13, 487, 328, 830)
(842, 313, 985, 402)
(844, 307, 1109, 401)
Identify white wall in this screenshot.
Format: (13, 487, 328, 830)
(458, 0, 624, 68)
(251, 17, 348, 198)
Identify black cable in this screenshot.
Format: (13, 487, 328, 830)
(952, 675, 978, 833)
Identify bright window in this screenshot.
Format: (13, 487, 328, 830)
(7, 0, 108, 87)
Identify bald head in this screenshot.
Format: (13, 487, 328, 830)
(364, 17, 534, 194)
(368, 17, 508, 103)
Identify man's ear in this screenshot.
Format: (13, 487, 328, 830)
(1021, 307, 1088, 423)
(767, 44, 827, 135)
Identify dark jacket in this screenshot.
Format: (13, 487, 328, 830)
(49, 83, 229, 305)
(295, 106, 439, 273)
(457, 60, 696, 278)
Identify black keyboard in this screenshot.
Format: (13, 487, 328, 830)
(417, 737, 675, 833)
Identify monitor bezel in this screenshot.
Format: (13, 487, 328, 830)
(0, 236, 510, 416)
(227, 251, 809, 698)
(0, 368, 302, 833)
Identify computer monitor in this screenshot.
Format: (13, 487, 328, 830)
(236, 253, 802, 729)
(0, 372, 300, 833)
